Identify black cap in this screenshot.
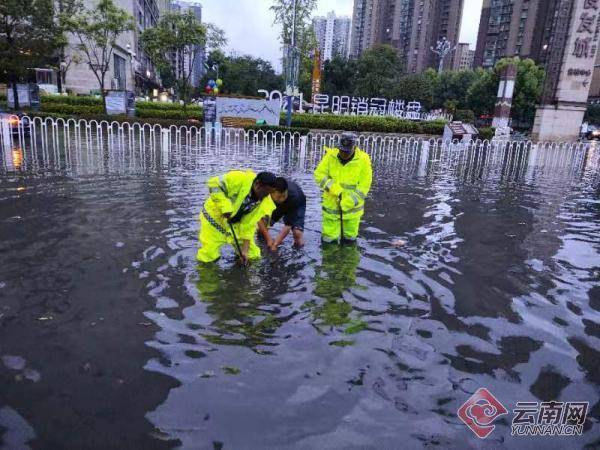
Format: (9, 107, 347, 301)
(255, 172, 277, 186)
(340, 132, 357, 153)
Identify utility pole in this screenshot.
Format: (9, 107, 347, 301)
(430, 37, 455, 73)
(285, 0, 298, 127)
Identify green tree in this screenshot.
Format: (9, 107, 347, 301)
(271, 0, 317, 98)
(431, 69, 479, 109)
(496, 57, 544, 127)
(465, 58, 544, 127)
(354, 44, 403, 98)
(390, 72, 435, 109)
(465, 68, 497, 119)
(270, 0, 317, 47)
(322, 55, 357, 96)
(0, 0, 61, 108)
(204, 54, 283, 96)
(141, 11, 225, 106)
(54, 0, 84, 94)
(66, 0, 134, 112)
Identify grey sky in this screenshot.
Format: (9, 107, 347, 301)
(201, 0, 484, 71)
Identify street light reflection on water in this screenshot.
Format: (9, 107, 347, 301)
(0, 123, 599, 448)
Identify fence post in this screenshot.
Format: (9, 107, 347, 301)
(161, 128, 170, 168)
(418, 140, 429, 177)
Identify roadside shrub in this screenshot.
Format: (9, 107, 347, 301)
(454, 109, 475, 124)
(420, 120, 446, 135)
(585, 104, 600, 125)
(136, 100, 201, 112)
(40, 103, 104, 115)
(41, 94, 102, 106)
(478, 127, 495, 140)
(136, 108, 201, 120)
(289, 113, 445, 135)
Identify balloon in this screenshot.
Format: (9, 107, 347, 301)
(208, 79, 216, 87)
(213, 87, 219, 95)
(204, 86, 211, 93)
(216, 78, 223, 87)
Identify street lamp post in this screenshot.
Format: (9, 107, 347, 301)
(430, 37, 455, 73)
(285, 0, 298, 128)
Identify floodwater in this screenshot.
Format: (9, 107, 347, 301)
(0, 126, 599, 449)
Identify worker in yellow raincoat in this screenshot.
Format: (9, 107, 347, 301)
(197, 170, 278, 263)
(314, 132, 372, 243)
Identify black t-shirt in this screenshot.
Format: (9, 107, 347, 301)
(271, 180, 306, 230)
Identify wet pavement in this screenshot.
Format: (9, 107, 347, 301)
(0, 134, 599, 449)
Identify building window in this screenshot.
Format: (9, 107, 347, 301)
(113, 54, 127, 90)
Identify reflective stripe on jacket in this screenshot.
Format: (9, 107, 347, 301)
(314, 146, 372, 219)
(203, 170, 275, 240)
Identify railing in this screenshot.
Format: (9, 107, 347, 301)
(0, 115, 597, 180)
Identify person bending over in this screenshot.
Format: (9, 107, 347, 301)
(197, 170, 278, 264)
(258, 177, 306, 250)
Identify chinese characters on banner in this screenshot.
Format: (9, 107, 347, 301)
(571, 0, 600, 67)
(311, 94, 450, 121)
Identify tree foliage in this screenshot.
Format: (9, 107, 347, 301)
(319, 52, 544, 128)
(65, 0, 134, 111)
(0, 0, 61, 107)
(271, 0, 317, 99)
(202, 51, 283, 96)
(141, 11, 225, 105)
(354, 45, 404, 98)
(322, 56, 358, 96)
(270, 0, 317, 46)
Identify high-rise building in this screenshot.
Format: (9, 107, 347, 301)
(453, 43, 475, 70)
(473, 0, 558, 69)
(171, 1, 206, 88)
(350, 0, 464, 73)
(350, 0, 380, 58)
(313, 11, 352, 61)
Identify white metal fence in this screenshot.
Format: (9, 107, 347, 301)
(0, 115, 597, 179)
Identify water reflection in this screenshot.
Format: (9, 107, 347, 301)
(194, 263, 284, 351)
(310, 243, 362, 338)
(1, 125, 600, 448)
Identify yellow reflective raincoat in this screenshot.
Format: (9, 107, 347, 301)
(314, 146, 372, 242)
(197, 170, 276, 262)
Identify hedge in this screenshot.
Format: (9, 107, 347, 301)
(40, 103, 104, 115)
(5, 94, 450, 136)
(479, 127, 495, 140)
(290, 113, 445, 135)
(41, 95, 102, 106)
(136, 108, 201, 120)
(136, 100, 201, 112)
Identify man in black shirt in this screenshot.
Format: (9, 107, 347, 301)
(258, 177, 306, 249)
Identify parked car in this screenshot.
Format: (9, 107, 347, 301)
(585, 125, 600, 141)
(0, 110, 31, 135)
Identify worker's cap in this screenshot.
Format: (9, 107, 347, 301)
(255, 172, 277, 186)
(339, 132, 358, 153)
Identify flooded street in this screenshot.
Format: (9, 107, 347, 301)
(0, 124, 599, 449)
